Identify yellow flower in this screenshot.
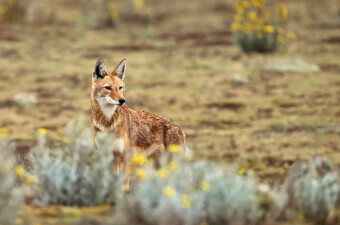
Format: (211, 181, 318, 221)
(134, 0, 144, 9)
(25, 175, 38, 184)
(231, 22, 240, 31)
(200, 181, 211, 191)
(263, 25, 274, 33)
(38, 128, 47, 134)
(241, 1, 249, 8)
(157, 168, 169, 179)
(14, 165, 25, 177)
(136, 168, 147, 180)
(163, 187, 175, 197)
(277, 3, 288, 21)
(168, 145, 181, 153)
(0, 128, 9, 138)
(248, 12, 257, 21)
(180, 194, 192, 208)
(277, 35, 285, 42)
(131, 154, 148, 166)
(238, 168, 245, 175)
(235, 4, 245, 14)
(287, 32, 297, 41)
(0, 6, 8, 15)
(313, 171, 318, 178)
(252, 0, 263, 8)
(167, 161, 180, 171)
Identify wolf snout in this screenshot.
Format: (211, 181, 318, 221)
(118, 98, 126, 106)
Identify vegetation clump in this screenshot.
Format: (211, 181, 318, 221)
(231, 0, 297, 53)
(29, 118, 123, 206)
(0, 0, 27, 22)
(282, 157, 340, 223)
(113, 147, 275, 225)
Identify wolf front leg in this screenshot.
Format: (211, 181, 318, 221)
(113, 151, 130, 191)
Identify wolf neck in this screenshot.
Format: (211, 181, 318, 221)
(92, 97, 122, 128)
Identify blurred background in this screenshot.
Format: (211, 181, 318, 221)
(1, 0, 340, 180)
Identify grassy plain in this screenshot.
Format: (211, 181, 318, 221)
(0, 0, 340, 224)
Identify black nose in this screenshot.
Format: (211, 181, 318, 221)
(118, 98, 125, 105)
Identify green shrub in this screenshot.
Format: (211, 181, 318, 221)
(0, 138, 23, 225)
(29, 118, 123, 206)
(231, 0, 297, 53)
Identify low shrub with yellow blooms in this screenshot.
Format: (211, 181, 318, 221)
(0, 0, 27, 22)
(231, 0, 297, 53)
(14, 165, 38, 185)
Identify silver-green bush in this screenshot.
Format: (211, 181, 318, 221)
(0, 139, 23, 225)
(283, 157, 340, 223)
(113, 152, 275, 225)
(30, 118, 123, 206)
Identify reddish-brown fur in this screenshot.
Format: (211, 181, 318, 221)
(91, 58, 186, 175)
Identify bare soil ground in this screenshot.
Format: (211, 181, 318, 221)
(1, 0, 340, 224)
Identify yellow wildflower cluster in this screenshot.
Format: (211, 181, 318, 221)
(38, 128, 48, 134)
(131, 154, 148, 166)
(231, 0, 297, 42)
(163, 186, 175, 197)
(180, 194, 192, 208)
(157, 168, 169, 179)
(167, 161, 180, 171)
(168, 144, 181, 153)
(200, 181, 211, 191)
(14, 165, 38, 185)
(0, 128, 9, 139)
(136, 167, 147, 181)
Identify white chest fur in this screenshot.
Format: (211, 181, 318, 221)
(112, 138, 125, 153)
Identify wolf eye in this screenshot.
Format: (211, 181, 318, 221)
(105, 86, 111, 90)
(119, 85, 123, 90)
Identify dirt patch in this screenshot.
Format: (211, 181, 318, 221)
(206, 100, 245, 110)
(319, 63, 340, 72)
(105, 44, 158, 51)
(253, 124, 340, 137)
(273, 98, 300, 108)
(323, 36, 340, 44)
(0, 34, 21, 42)
(308, 23, 340, 30)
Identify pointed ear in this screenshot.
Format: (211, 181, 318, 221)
(93, 58, 107, 80)
(113, 59, 126, 80)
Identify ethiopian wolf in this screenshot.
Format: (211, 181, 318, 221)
(91, 58, 186, 173)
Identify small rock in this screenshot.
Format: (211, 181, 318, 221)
(230, 74, 249, 85)
(13, 93, 37, 107)
(264, 58, 320, 73)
